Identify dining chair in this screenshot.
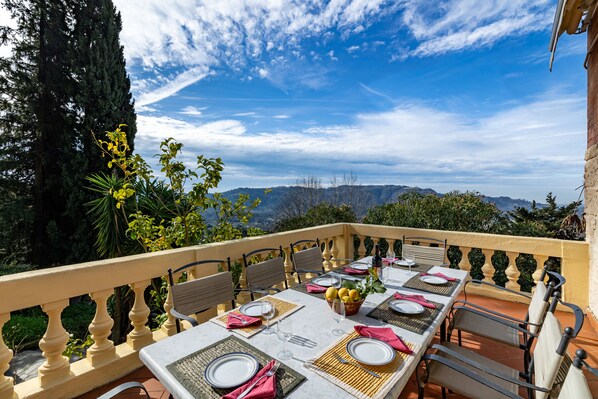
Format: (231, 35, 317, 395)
(168, 258, 245, 333)
(289, 239, 326, 283)
(417, 299, 584, 399)
(448, 266, 566, 371)
(402, 235, 448, 266)
(97, 381, 149, 399)
(557, 348, 595, 399)
(242, 246, 288, 301)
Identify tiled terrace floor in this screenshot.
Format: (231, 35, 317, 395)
(77, 294, 598, 399)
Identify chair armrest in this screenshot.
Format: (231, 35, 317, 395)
(419, 354, 522, 399)
(250, 286, 281, 294)
(430, 344, 549, 392)
(450, 306, 538, 336)
(451, 300, 540, 327)
(97, 382, 150, 399)
(170, 308, 199, 328)
(293, 269, 325, 275)
(464, 279, 532, 302)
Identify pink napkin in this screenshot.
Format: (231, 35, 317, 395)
(421, 272, 457, 282)
(382, 258, 399, 265)
(306, 283, 327, 293)
(222, 359, 277, 399)
(343, 267, 369, 275)
(393, 293, 436, 309)
(354, 325, 413, 355)
(226, 312, 262, 329)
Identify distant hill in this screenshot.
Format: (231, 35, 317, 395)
(210, 185, 539, 231)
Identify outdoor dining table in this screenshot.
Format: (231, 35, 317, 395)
(139, 259, 468, 399)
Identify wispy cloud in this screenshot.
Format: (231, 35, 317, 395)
(135, 91, 585, 201)
(136, 67, 210, 106)
(401, 0, 553, 58)
(180, 106, 206, 116)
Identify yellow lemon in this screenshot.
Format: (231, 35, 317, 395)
(325, 287, 338, 300)
(341, 295, 353, 303)
(349, 289, 360, 301)
(337, 287, 349, 299)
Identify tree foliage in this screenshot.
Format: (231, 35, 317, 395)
(274, 202, 357, 232)
(0, 0, 135, 267)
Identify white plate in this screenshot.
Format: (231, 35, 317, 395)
(204, 352, 259, 388)
(419, 275, 448, 285)
(346, 338, 396, 366)
(311, 276, 339, 287)
(394, 259, 416, 267)
(350, 263, 370, 271)
(388, 299, 425, 315)
(239, 302, 263, 317)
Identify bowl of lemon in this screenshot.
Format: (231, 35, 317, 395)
(325, 286, 364, 316)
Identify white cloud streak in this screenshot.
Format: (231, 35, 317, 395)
(135, 92, 585, 202)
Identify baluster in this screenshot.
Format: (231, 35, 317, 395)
(372, 237, 379, 252)
(161, 279, 177, 336)
(532, 255, 549, 292)
(0, 313, 14, 398)
(38, 299, 71, 386)
(505, 252, 521, 292)
(387, 239, 395, 256)
(126, 280, 153, 350)
(481, 249, 496, 283)
(87, 289, 116, 366)
(236, 257, 252, 304)
(322, 238, 332, 271)
(357, 235, 366, 258)
(330, 237, 340, 268)
(282, 246, 297, 286)
(458, 247, 472, 277)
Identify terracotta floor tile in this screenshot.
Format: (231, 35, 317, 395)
(74, 295, 598, 399)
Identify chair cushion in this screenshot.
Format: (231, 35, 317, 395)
(533, 312, 565, 399)
(452, 308, 520, 347)
(527, 282, 548, 335)
(558, 364, 592, 399)
(426, 342, 519, 399)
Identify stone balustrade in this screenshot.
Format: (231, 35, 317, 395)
(0, 223, 589, 399)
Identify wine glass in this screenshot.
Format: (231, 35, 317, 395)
(386, 248, 395, 267)
(379, 264, 390, 294)
(331, 299, 345, 336)
(276, 318, 293, 360)
(404, 250, 416, 273)
(332, 275, 342, 289)
(261, 300, 276, 335)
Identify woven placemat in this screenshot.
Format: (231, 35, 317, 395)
(366, 296, 443, 335)
(305, 331, 418, 399)
(166, 335, 306, 398)
(211, 296, 304, 338)
(390, 263, 433, 273)
(402, 273, 460, 296)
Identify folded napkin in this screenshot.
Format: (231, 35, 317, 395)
(305, 283, 327, 293)
(382, 258, 400, 265)
(222, 359, 277, 399)
(226, 312, 262, 329)
(393, 292, 436, 309)
(343, 267, 369, 275)
(421, 272, 457, 282)
(354, 325, 413, 355)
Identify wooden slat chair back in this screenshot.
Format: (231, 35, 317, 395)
(168, 258, 234, 333)
(242, 246, 287, 300)
(289, 239, 325, 283)
(402, 235, 447, 266)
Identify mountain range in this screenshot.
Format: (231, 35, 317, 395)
(211, 185, 539, 231)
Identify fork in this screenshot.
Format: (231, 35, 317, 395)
(228, 313, 248, 325)
(332, 353, 380, 378)
(237, 361, 280, 399)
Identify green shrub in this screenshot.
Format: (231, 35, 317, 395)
(3, 315, 47, 351)
(62, 301, 95, 339)
(0, 264, 36, 277)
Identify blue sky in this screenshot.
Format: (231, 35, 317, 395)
(110, 0, 586, 203)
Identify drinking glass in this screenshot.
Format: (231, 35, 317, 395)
(386, 249, 395, 267)
(404, 250, 416, 273)
(331, 299, 345, 336)
(277, 318, 293, 360)
(332, 275, 342, 289)
(261, 300, 276, 335)
(379, 264, 390, 294)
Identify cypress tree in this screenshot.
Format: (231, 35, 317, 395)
(0, 0, 136, 267)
